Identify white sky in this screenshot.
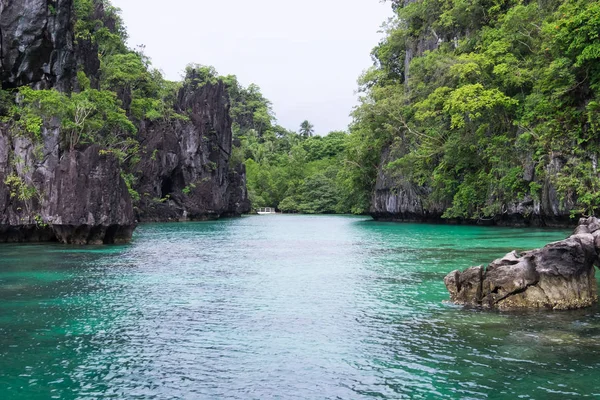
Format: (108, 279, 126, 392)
(111, 0, 391, 134)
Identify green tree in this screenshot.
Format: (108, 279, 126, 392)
(347, 0, 600, 219)
(299, 120, 315, 137)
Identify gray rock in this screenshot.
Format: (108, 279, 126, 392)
(0, 0, 76, 91)
(134, 78, 250, 222)
(370, 147, 446, 222)
(0, 126, 135, 244)
(444, 217, 600, 310)
(444, 266, 483, 305)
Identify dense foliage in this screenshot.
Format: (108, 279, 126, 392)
(218, 69, 360, 213)
(349, 0, 600, 218)
(0, 0, 365, 215)
(241, 128, 358, 214)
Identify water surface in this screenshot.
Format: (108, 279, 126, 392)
(1, 215, 599, 399)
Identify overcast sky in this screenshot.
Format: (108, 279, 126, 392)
(111, 0, 391, 134)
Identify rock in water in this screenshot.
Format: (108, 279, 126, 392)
(0, 1, 250, 243)
(0, 0, 135, 244)
(0, 126, 136, 244)
(134, 78, 250, 222)
(444, 217, 600, 310)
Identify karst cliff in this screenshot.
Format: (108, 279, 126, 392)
(364, 0, 598, 226)
(0, 0, 249, 244)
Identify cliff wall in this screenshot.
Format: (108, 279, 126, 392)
(368, 0, 595, 227)
(0, 0, 249, 243)
(135, 79, 249, 222)
(371, 150, 577, 227)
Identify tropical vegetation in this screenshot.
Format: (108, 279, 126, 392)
(347, 0, 600, 218)
(4, 0, 599, 218)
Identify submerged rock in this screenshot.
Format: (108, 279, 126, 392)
(444, 217, 600, 310)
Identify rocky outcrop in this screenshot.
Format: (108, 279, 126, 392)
(0, 0, 76, 92)
(0, 125, 135, 244)
(371, 152, 576, 226)
(444, 217, 600, 310)
(133, 78, 250, 222)
(0, 0, 137, 244)
(0, 1, 249, 243)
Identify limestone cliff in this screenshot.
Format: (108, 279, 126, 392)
(371, 150, 576, 226)
(0, 124, 135, 244)
(134, 77, 250, 222)
(0, 0, 76, 91)
(0, 0, 249, 243)
(369, 1, 586, 227)
(0, 0, 134, 244)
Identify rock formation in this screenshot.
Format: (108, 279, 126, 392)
(134, 78, 250, 222)
(0, 124, 135, 244)
(371, 152, 576, 226)
(368, 3, 581, 227)
(0, 0, 76, 92)
(444, 217, 600, 310)
(0, 0, 134, 244)
(0, 0, 249, 243)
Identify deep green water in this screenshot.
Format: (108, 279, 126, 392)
(1, 215, 599, 399)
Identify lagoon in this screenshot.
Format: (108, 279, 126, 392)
(1, 215, 598, 399)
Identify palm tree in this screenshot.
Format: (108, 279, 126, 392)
(299, 120, 315, 137)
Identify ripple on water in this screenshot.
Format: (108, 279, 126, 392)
(0, 216, 598, 399)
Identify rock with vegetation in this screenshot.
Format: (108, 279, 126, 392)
(0, 0, 250, 243)
(444, 217, 600, 310)
(346, 0, 600, 225)
(0, 0, 135, 244)
(134, 75, 250, 221)
(0, 123, 135, 244)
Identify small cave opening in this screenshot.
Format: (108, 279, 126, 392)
(161, 177, 174, 198)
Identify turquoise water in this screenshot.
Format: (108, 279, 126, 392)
(1, 215, 599, 399)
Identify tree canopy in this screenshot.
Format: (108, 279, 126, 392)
(299, 120, 315, 138)
(347, 0, 600, 218)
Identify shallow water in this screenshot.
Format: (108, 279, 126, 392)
(1, 215, 599, 399)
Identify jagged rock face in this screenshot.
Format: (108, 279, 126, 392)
(444, 217, 600, 310)
(134, 81, 250, 222)
(371, 152, 576, 226)
(0, 0, 76, 91)
(224, 163, 251, 217)
(0, 0, 136, 244)
(370, 148, 446, 222)
(0, 126, 135, 244)
(0, 2, 249, 243)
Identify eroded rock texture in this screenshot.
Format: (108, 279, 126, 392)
(444, 217, 600, 310)
(0, 0, 76, 91)
(0, 125, 135, 244)
(134, 79, 250, 222)
(0, 0, 136, 244)
(0, 1, 249, 243)
(371, 151, 577, 226)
